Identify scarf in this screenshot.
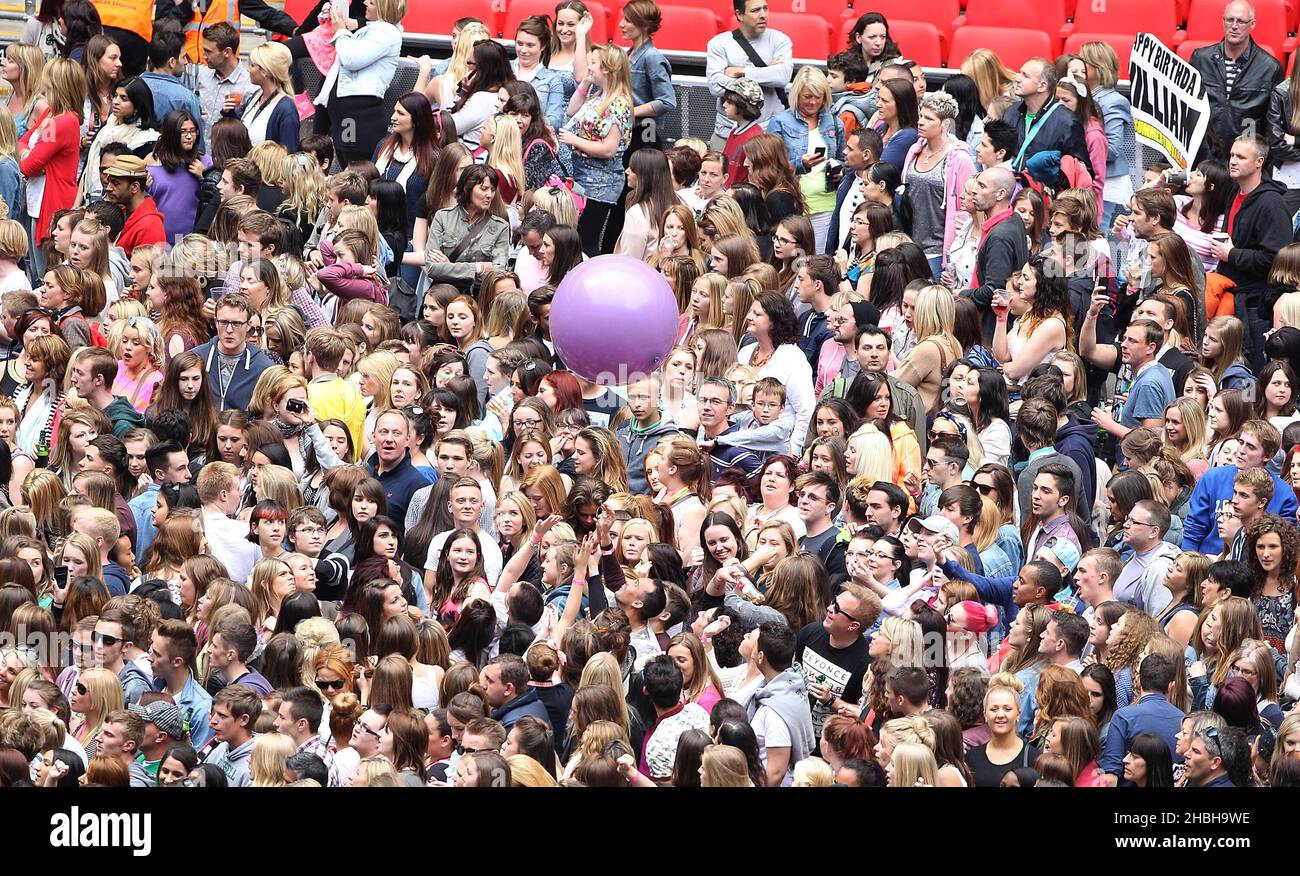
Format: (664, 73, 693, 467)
(15, 379, 60, 456)
(271, 415, 305, 439)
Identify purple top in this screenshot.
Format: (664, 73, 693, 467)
(148, 155, 212, 246)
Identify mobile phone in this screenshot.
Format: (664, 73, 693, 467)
(55, 565, 69, 589)
(286, 398, 306, 414)
(814, 146, 826, 157)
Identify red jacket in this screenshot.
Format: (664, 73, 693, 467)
(117, 196, 167, 256)
(19, 111, 81, 243)
(316, 261, 387, 302)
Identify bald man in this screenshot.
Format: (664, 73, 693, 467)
(1001, 57, 1094, 185)
(963, 168, 1030, 342)
(1190, 0, 1283, 161)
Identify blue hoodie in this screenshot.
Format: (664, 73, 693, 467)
(1053, 416, 1098, 513)
(1181, 465, 1299, 555)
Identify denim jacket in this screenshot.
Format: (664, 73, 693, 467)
(628, 41, 676, 119)
(325, 20, 401, 101)
(1092, 86, 1135, 182)
(765, 107, 845, 172)
(513, 62, 576, 132)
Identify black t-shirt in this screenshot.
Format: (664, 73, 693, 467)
(966, 741, 1042, 787)
(793, 621, 871, 736)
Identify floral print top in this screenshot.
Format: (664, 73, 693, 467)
(560, 94, 632, 204)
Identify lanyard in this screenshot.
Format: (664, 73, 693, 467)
(1013, 101, 1062, 168)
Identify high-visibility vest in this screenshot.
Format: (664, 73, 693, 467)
(91, 0, 155, 43)
(184, 0, 242, 63)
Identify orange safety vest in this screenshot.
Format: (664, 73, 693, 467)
(184, 0, 242, 63)
(91, 0, 155, 42)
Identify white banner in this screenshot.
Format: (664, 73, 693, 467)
(1127, 33, 1210, 170)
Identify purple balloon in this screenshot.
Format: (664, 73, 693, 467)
(551, 255, 679, 384)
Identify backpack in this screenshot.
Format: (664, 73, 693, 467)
(60, 311, 107, 348)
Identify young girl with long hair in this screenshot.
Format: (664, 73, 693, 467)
(144, 109, 206, 244)
(1201, 315, 1254, 392)
(561, 43, 633, 255)
(615, 147, 677, 261)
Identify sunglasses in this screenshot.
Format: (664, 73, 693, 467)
(972, 482, 996, 496)
(354, 720, 382, 738)
(92, 632, 121, 647)
(74, 682, 88, 696)
(317, 677, 346, 691)
(827, 601, 860, 623)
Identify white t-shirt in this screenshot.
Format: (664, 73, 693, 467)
(752, 704, 794, 787)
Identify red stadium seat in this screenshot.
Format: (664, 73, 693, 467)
(647, 0, 737, 23)
(404, 0, 503, 37)
(1063, 33, 1139, 77)
(653, 6, 724, 51)
(503, 0, 609, 42)
(963, 0, 1069, 53)
(947, 25, 1055, 72)
(1182, 0, 1294, 54)
(1070, 0, 1182, 45)
(839, 0, 964, 43)
(769, 12, 832, 60)
(886, 20, 945, 67)
(769, 0, 855, 24)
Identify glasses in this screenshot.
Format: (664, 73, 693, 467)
(1122, 517, 1157, 529)
(923, 457, 949, 469)
(92, 632, 121, 647)
(774, 234, 797, 245)
(354, 720, 382, 739)
(296, 526, 325, 536)
(797, 490, 829, 502)
(74, 683, 88, 696)
(866, 548, 895, 561)
(215, 319, 248, 331)
(827, 600, 860, 623)
(1223, 16, 1254, 26)
(514, 419, 542, 430)
(317, 677, 346, 691)
(248, 325, 264, 337)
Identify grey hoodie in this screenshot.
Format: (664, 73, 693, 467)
(205, 736, 255, 787)
(616, 420, 681, 495)
(745, 667, 816, 771)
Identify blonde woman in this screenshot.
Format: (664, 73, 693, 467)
(1200, 315, 1254, 392)
(24, 468, 65, 551)
(888, 741, 939, 787)
(420, 21, 492, 111)
(529, 183, 580, 229)
(250, 557, 295, 637)
(766, 66, 844, 251)
(485, 114, 526, 214)
(2, 44, 46, 138)
(70, 667, 122, 758)
(19, 57, 87, 245)
(1163, 397, 1210, 479)
(276, 153, 325, 242)
(250, 730, 296, 786)
(960, 49, 1015, 111)
(242, 43, 298, 150)
(108, 317, 165, 414)
(560, 43, 634, 254)
(700, 744, 754, 787)
(892, 285, 962, 413)
(249, 141, 289, 194)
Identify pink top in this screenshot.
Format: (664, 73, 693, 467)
(1075, 760, 1107, 787)
(695, 683, 723, 715)
(113, 363, 163, 413)
(816, 337, 847, 397)
(1084, 117, 1107, 211)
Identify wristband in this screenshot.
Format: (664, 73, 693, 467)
(599, 544, 614, 555)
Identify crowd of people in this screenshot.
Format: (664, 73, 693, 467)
(0, 0, 1294, 790)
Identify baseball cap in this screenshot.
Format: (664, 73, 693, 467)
(129, 701, 185, 741)
(905, 515, 960, 545)
(718, 76, 764, 112)
(1040, 537, 1081, 574)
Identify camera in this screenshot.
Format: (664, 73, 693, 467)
(286, 398, 307, 414)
